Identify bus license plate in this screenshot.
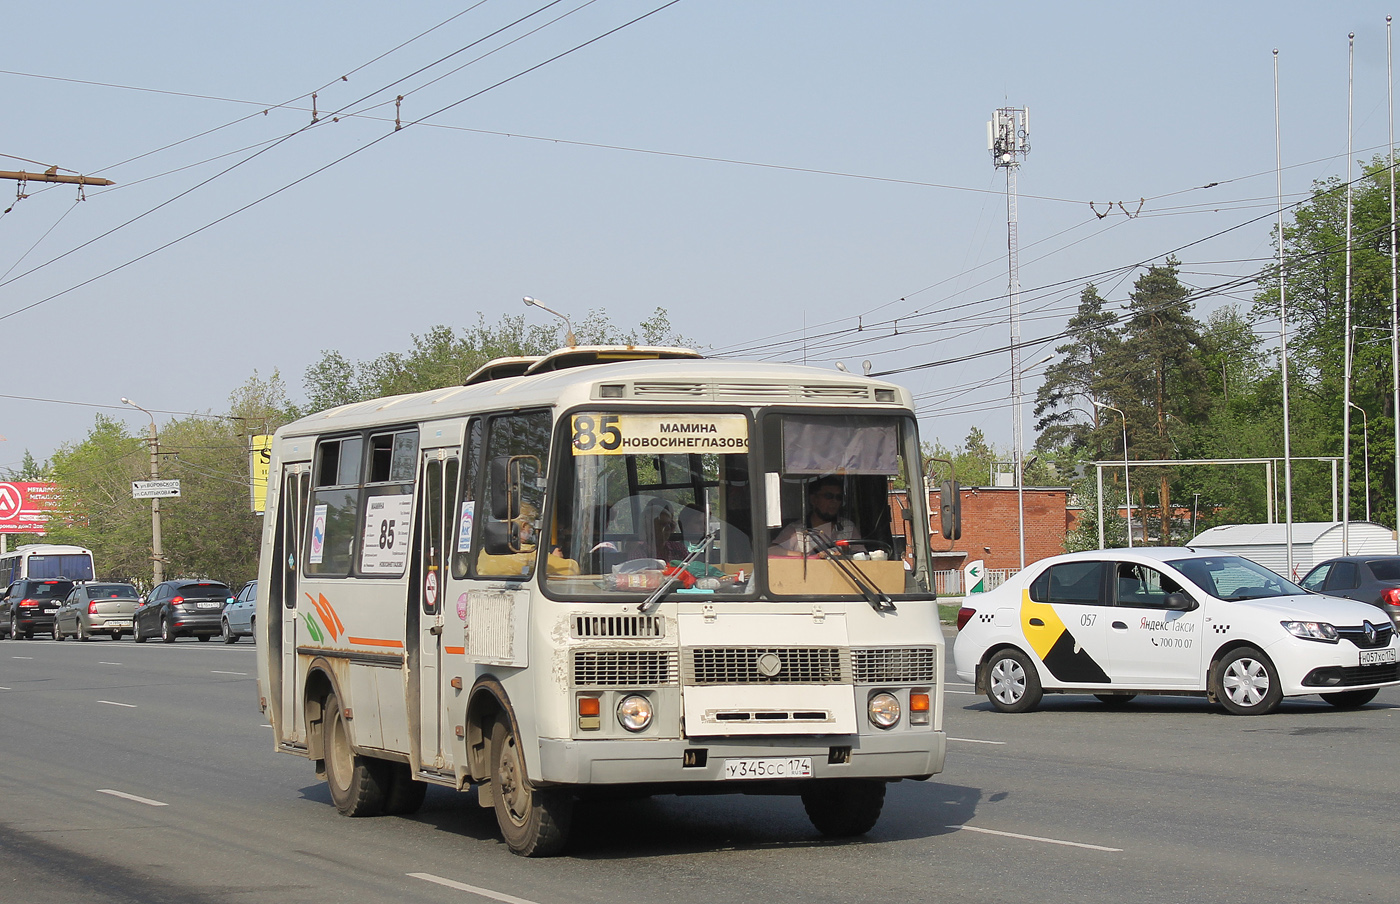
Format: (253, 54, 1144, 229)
(1360, 648, 1397, 666)
(723, 757, 813, 780)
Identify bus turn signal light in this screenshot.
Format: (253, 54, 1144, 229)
(578, 696, 601, 731)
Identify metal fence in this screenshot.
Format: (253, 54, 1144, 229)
(931, 568, 1016, 598)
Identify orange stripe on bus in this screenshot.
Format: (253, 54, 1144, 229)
(348, 637, 404, 648)
(444, 646, 465, 655)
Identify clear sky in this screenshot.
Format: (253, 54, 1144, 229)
(2, 1, 1395, 470)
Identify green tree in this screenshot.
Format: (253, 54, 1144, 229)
(1034, 283, 1120, 457)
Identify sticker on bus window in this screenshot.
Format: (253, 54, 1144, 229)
(571, 413, 748, 456)
(310, 504, 327, 565)
(457, 500, 475, 553)
(360, 494, 413, 573)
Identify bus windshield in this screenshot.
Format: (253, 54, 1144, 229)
(544, 410, 924, 600)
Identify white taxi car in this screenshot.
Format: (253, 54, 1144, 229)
(952, 548, 1400, 715)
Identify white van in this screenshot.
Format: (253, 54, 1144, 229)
(952, 547, 1400, 715)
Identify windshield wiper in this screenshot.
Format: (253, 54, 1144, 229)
(637, 528, 718, 614)
(805, 531, 896, 612)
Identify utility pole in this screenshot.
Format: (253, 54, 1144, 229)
(989, 106, 1030, 567)
(122, 398, 164, 585)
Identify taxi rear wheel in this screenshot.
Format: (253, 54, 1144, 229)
(1213, 646, 1282, 715)
(1321, 688, 1378, 708)
(985, 648, 1042, 713)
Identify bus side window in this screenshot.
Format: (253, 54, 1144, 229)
(451, 418, 483, 580)
(476, 411, 551, 578)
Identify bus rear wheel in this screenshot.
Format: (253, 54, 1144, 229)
(801, 779, 886, 837)
(323, 693, 387, 817)
(491, 719, 571, 856)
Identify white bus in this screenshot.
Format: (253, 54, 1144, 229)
(255, 346, 947, 856)
(0, 543, 96, 584)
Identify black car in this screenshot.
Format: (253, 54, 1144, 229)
(0, 579, 76, 640)
(133, 579, 234, 643)
(1300, 555, 1400, 628)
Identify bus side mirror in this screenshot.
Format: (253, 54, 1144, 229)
(940, 480, 962, 541)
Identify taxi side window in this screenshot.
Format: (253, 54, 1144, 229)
(1029, 561, 1106, 605)
(1114, 562, 1183, 608)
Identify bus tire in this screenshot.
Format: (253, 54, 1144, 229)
(491, 719, 571, 856)
(801, 779, 886, 837)
(383, 762, 428, 815)
(323, 692, 387, 817)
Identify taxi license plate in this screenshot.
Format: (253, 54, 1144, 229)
(1360, 648, 1397, 666)
(723, 757, 813, 780)
(107, 621, 131, 627)
(196, 601, 220, 609)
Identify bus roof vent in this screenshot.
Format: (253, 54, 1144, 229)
(462, 356, 542, 386)
(798, 384, 873, 401)
(713, 382, 793, 402)
(526, 345, 702, 376)
(630, 381, 708, 399)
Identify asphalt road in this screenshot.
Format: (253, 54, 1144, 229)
(2, 630, 1398, 904)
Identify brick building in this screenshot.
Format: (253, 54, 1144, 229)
(926, 485, 1072, 573)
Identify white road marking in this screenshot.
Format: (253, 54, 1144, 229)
(99, 661, 122, 665)
(948, 737, 1007, 745)
(0, 686, 9, 690)
(410, 873, 544, 904)
(949, 824, 1122, 852)
(98, 700, 137, 708)
(210, 670, 247, 676)
(98, 789, 168, 807)
(11, 656, 33, 660)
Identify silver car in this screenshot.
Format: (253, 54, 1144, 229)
(53, 582, 140, 641)
(221, 580, 257, 643)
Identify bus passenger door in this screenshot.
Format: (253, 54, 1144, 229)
(416, 451, 458, 770)
(279, 465, 310, 741)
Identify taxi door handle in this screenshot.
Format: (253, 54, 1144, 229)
(1112, 621, 1128, 630)
(1028, 618, 1044, 626)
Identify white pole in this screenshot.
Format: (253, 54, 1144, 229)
(1343, 33, 1355, 554)
(1276, 49, 1296, 577)
(1389, 16, 1400, 554)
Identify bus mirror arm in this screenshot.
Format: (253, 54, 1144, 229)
(637, 528, 718, 614)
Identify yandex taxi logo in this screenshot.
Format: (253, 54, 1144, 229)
(1019, 591, 1110, 684)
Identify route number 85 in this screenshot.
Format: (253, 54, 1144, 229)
(573, 415, 622, 451)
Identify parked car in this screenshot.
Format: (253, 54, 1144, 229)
(53, 582, 141, 641)
(0, 579, 75, 640)
(1300, 556, 1400, 629)
(222, 580, 257, 644)
(953, 547, 1400, 715)
(132, 580, 234, 643)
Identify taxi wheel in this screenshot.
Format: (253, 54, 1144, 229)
(801, 779, 886, 837)
(985, 648, 1042, 713)
(133, 621, 147, 643)
(1213, 647, 1282, 715)
(78, 622, 89, 642)
(323, 692, 388, 817)
(491, 718, 572, 856)
(1321, 688, 1379, 709)
(52, 623, 63, 641)
(1094, 693, 1136, 706)
(222, 619, 238, 644)
(161, 618, 176, 644)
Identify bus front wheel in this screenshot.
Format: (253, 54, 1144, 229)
(323, 693, 387, 817)
(801, 779, 887, 837)
(490, 719, 572, 856)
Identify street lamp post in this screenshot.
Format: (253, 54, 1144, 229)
(122, 398, 164, 585)
(1093, 400, 1132, 548)
(522, 296, 577, 348)
(1348, 400, 1371, 522)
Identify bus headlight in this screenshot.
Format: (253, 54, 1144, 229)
(868, 692, 901, 729)
(617, 694, 653, 732)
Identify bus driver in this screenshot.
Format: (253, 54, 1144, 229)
(770, 475, 858, 555)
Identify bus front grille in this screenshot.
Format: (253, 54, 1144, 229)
(684, 647, 850, 685)
(572, 614, 665, 639)
(572, 649, 679, 687)
(851, 647, 938, 684)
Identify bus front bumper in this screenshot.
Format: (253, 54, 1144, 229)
(537, 731, 946, 786)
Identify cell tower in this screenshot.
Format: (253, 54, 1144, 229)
(988, 106, 1031, 567)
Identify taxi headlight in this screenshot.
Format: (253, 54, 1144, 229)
(617, 694, 653, 732)
(868, 692, 901, 729)
(1282, 620, 1339, 642)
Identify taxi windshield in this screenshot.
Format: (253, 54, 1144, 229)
(1166, 555, 1304, 600)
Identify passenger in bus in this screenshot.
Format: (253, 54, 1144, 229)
(625, 503, 686, 562)
(770, 475, 859, 555)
